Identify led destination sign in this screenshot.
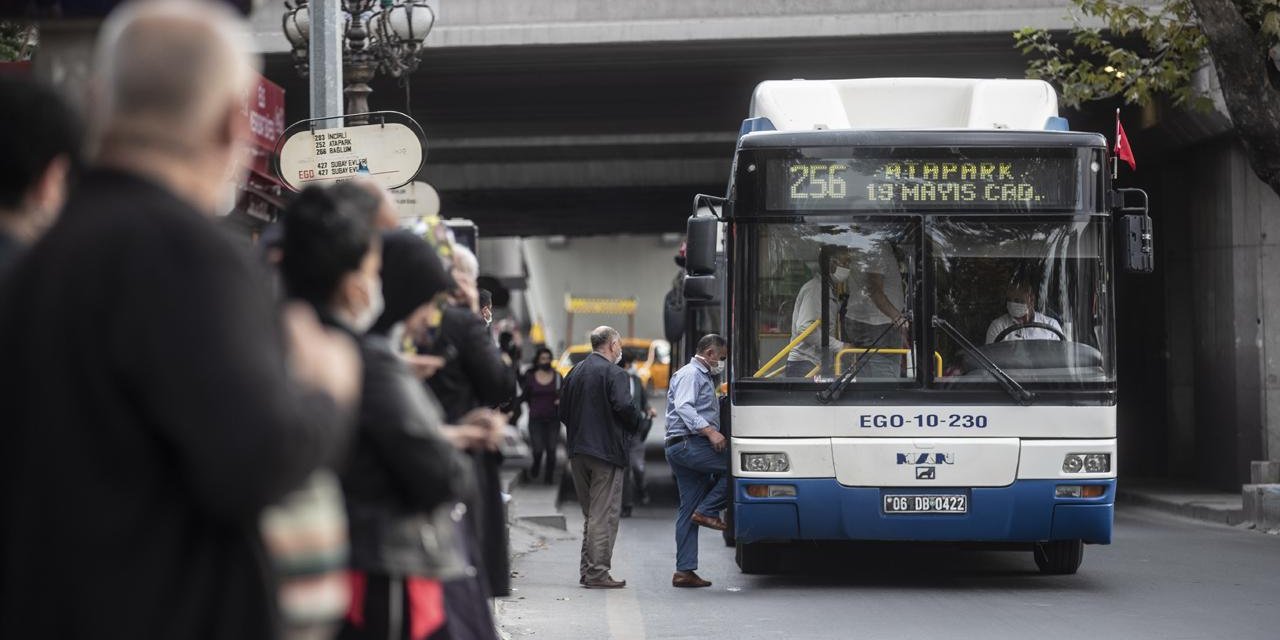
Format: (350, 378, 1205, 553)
(766, 153, 1079, 211)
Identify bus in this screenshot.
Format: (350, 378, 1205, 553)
(681, 78, 1153, 575)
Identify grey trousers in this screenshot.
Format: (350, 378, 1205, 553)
(570, 455, 624, 582)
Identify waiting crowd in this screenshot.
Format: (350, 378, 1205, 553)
(0, 2, 734, 639)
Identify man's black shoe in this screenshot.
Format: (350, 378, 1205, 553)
(583, 576, 626, 589)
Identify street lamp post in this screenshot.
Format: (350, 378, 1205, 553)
(282, 0, 436, 116)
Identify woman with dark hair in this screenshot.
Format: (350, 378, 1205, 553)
(520, 346, 563, 485)
(282, 189, 498, 640)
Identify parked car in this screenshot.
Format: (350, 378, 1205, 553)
(557, 338, 671, 392)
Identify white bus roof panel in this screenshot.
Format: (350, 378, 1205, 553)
(748, 78, 1060, 132)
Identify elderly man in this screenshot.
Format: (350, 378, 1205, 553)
(985, 281, 1063, 343)
(559, 326, 643, 588)
(664, 334, 729, 588)
(0, 3, 360, 639)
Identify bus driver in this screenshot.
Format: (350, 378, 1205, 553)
(985, 281, 1063, 343)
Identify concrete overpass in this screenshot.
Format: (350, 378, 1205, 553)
(252, 0, 1087, 236)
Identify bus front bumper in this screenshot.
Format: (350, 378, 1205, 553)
(733, 478, 1114, 545)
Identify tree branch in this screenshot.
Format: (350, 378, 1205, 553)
(1189, 0, 1280, 197)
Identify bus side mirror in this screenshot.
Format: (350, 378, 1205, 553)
(685, 215, 718, 276)
(1113, 188, 1154, 274)
(683, 275, 717, 302)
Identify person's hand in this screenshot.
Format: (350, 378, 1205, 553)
(402, 353, 446, 380)
(706, 429, 727, 453)
(282, 303, 361, 408)
(647, 407, 657, 419)
(461, 408, 507, 451)
(442, 424, 490, 451)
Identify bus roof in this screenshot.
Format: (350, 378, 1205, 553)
(737, 129, 1106, 151)
(746, 78, 1065, 133)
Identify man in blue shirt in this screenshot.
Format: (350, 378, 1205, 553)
(664, 334, 729, 588)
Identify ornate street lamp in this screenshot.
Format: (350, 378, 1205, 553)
(282, 0, 436, 115)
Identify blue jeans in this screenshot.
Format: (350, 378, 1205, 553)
(665, 437, 729, 572)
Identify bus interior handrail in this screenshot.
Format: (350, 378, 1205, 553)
(835, 348, 944, 378)
(753, 321, 820, 377)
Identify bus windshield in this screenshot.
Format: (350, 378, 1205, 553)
(930, 217, 1112, 386)
(742, 219, 920, 383)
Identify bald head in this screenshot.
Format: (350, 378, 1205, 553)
(96, 0, 258, 147)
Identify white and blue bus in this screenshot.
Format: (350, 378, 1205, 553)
(681, 78, 1153, 575)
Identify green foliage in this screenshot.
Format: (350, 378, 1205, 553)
(1015, 1, 1280, 111)
(0, 21, 35, 62)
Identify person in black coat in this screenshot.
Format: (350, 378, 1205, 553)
(0, 5, 361, 639)
(280, 189, 483, 640)
(558, 326, 644, 588)
(619, 350, 657, 517)
(416, 245, 517, 599)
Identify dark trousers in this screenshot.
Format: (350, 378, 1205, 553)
(622, 424, 652, 509)
(527, 418, 559, 483)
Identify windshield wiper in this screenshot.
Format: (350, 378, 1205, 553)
(816, 314, 909, 405)
(931, 316, 1035, 406)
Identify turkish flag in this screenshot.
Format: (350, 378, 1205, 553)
(1115, 109, 1136, 171)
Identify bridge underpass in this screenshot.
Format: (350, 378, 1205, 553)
(263, 33, 1043, 236)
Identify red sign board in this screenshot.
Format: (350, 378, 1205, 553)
(241, 74, 286, 181)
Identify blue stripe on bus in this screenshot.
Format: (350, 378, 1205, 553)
(734, 479, 1114, 545)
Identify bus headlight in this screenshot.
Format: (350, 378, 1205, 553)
(742, 453, 790, 473)
(1062, 453, 1110, 473)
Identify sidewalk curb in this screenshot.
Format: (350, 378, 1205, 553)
(504, 469, 568, 531)
(1116, 487, 1247, 527)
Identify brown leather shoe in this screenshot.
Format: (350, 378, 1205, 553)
(582, 575, 627, 589)
(672, 570, 712, 588)
(691, 512, 728, 531)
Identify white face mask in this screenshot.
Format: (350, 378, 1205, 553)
(708, 359, 725, 376)
(611, 346, 622, 365)
(831, 265, 851, 282)
(351, 274, 385, 333)
(1007, 301, 1029, 319)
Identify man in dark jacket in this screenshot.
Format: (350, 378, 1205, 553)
(0, 4, 360, 639)
(619, 350, 657, 518)
(559, 326, 643, 588)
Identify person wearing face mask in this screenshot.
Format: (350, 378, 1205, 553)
(558, 326, 644, 588)
(619, 350, 657, 518)
(663, 334, 729, 588)
(786, 245, 857, 377)
(520, 347, 564, 485)
(843, 238, 908, 379)
(985, 281, 1063, 344)
(282, 195, 488, 640)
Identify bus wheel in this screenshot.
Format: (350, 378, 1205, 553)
(1033, 540, 1083, 575)
(736, 542, 780, 575)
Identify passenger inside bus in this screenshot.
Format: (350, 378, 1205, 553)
(844, 238, 908, 378)
(784, 245, 852, 378)
(985, 281, 1065, 344)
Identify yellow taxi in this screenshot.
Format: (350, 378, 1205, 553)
(557, 338, 671, 392)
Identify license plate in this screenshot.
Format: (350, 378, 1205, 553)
(883, 494, 968, 514)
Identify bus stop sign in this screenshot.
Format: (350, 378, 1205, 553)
(274, 112, 426, 192)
